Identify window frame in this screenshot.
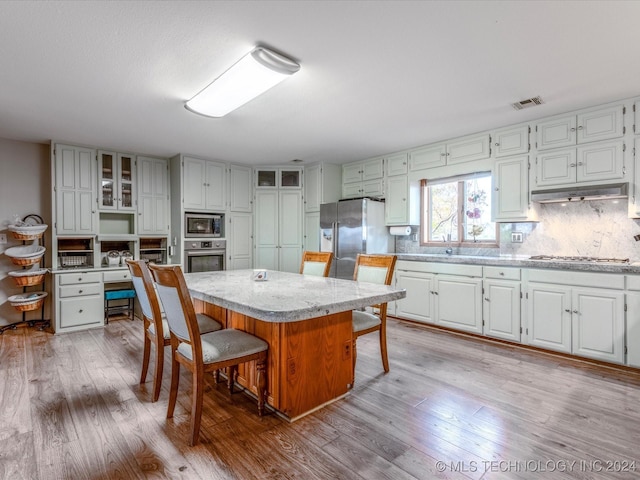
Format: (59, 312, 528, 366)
(420, 173, 499, 248)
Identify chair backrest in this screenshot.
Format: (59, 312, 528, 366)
(300, 251, 333, 277)
(126, 260, 163, 326)
(147, 264, 201, 356)
(353, 254, 397, 286)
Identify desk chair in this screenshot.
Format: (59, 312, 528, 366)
(148, 264, 268, 446)
(299, 251, 333, 277)
(352, 254, 397, 385)
(126, 260, 222, 402)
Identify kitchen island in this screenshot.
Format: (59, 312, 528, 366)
(184, 269, 406, 420)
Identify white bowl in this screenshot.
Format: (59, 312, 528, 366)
(4, 245, 46, 258)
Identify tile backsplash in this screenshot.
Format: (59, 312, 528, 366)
(395, 199, 640, 262)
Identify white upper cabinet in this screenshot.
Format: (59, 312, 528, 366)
(408, 144, 447, 171)
(255, 168, 302, 189)
(228, 164, 252, 212)
(385, 153, 408, 176)
(304, 163, 341, 212)
(493, 155, 533, 221)
(98, 151, 136, 211)
(408, 134, 490, 172)
(342, 158, 384, 199)
(535, 140, 625, 187)
(55, 144, 97, 235)
(536, 104, 624, 151)
(446, 134, 491, 165)
(183, 156, 226, 211)
(493, 125, 530, 158)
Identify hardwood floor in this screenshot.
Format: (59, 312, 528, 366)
(1, 316, 639, 479)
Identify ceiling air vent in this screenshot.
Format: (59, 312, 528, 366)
(512, 96, 543, 111)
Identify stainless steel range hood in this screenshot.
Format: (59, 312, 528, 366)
(530, 183, 628, 203)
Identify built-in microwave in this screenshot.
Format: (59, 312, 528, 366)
(184, 212, 223, 238)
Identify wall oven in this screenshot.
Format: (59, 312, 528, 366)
(184, 239, 226, 273)
(184, 212, 223, 238)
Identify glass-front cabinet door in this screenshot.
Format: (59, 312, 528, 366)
(99, 151, 116, 209)
(98, 151, 135, 211)
(118, 154, 134, 209)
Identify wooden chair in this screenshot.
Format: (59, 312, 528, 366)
(351, 254, 397, 385)
(148, 264, 268, 446)
(126, 260, 222, 402)
(299, 251, 333, 277)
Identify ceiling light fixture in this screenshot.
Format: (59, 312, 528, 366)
(185, 46, 300, 118)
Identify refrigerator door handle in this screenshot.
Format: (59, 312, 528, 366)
(333, 221, 339, 259)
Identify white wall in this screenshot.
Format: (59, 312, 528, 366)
(0, 138, 51, 327)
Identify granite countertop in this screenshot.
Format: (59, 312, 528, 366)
(185, 269, 406, 323)
(396, 253, 640, 274)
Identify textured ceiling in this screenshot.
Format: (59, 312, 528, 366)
(1, 0, 639, 166)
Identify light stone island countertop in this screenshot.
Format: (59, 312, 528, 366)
(396, 253, 640, 274)
(185, 269, 406, 323)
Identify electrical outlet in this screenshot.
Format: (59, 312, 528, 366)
(511, 232, 523, 243)
(0, 234, 7, 244)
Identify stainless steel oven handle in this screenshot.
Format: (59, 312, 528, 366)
(185, 250, 226, 256)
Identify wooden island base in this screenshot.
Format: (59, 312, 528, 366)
(194, 299, 353, 420)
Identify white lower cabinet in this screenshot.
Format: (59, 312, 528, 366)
(626, 288, 640, 368)
(54, 271, 104, 333)
(571, 288, 624, 364)
(525, 269, 625, 364)
(393, 261, 482, 333)
(394, 267, 435, 323)
(228, 213, 253, 270)
(527, 283, 573, 354)
(392, 261, 632, 367)
(483, 267, 521, 342)
(435, 275, 483, 334)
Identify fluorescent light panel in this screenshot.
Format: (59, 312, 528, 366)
(186, 46, 300, 118)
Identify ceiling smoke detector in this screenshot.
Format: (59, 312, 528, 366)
(512, 96, 543, 111)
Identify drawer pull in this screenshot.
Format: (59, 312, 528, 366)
(79, 290, 83, 294)
(499, 272, 504, 276)
(78, 278, 82, 282)
(79, 309, 83, 313)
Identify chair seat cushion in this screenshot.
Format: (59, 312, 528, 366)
(177, 329, 268, 364)
(352, 309, 381, 332)
(149, 313, 221, 339)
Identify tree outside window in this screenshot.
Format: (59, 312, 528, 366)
(422, 172, 498, 246)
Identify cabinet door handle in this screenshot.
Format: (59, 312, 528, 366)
(569, 163, 576, 167)
(79, 309, 84, 313)
(570, 127, 576, 132)
(495, 142, 500, 146)
(78, 290, 83, 294)
(572, 309, 579, 314)
(565, 309, 571, 313)
(78, 278, 82, 282)
(577, 125, 583, 130)
(484, 297, 490, 302)
(577, 161, 583, 166)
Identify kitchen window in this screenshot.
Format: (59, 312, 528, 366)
(421, 172, 498, 247)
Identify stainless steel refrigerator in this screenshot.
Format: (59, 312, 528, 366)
(320, 198, 393, 279)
